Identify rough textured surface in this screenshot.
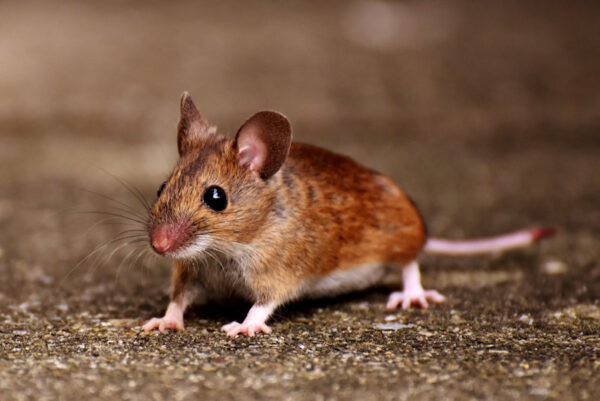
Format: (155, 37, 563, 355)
(0, 1, 598, 400)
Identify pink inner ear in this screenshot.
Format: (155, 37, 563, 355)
(238, 128, 267, 173)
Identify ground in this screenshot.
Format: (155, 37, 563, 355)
(0, 1, 599, 400)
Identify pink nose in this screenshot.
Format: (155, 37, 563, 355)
(151, 223, 183, 254)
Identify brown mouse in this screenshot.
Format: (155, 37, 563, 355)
(142, 92, 555, 337)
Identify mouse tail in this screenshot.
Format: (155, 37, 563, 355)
(424, 227, 556, 256)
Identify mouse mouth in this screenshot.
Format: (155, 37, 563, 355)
(169, 235, 213, 260)
(149, 221, 213, 259)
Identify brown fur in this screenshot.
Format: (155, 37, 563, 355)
(148, 94, 426, 309)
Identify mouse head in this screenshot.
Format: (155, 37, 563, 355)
(147, 92, 292, 259)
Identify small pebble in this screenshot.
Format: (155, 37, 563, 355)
(541, 259, 568, 275)
(373, 323, 415, 331)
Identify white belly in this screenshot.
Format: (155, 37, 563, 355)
(299, 263, 388, 299)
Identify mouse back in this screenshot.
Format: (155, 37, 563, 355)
(277, 142, 427, 274)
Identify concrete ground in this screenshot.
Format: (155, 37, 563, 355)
(0, 1, 598, 400)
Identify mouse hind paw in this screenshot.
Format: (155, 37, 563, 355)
(386, 289, 446, 310)
(387, 261, 446, 310)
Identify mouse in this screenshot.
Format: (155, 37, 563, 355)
(142, 92, 555, 337)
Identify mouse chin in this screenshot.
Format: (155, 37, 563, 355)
(169, 235, 213, 260)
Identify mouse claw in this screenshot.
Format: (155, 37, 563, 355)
(386, 289, 446, 310)
(222, 321, 272, 337)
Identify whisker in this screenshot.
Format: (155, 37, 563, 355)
(96, 166, 152, 212)
(98, 238, 149, 274)
(95, 242, 133, 276)
(63, 236, 126, 283)
(99, 204, 147, 224)
(129, 247, 152, 271)
(75, 187, 149, 221)
(113, 228, 149, 236)
(141, 248, 158, 268)
(77, 210, 147, 226)
(81, 217, 123, 238)
(61, 169, 158, 288)
(103, 231, 149, 242)
(62, 232, 149, 284)
(115, 244, 147, 280)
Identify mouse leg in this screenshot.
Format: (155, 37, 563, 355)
(386, 260, 445, 310)
(221, 302, 278, 337)
(142, 261, 199, 333)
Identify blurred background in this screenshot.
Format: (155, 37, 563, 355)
(1, 2, 599, 400)
(0, 0, 598, 309)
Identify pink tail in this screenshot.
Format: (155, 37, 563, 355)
(424, 227, 556, 256)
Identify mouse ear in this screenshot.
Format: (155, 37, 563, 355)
(177, 92, 211, 156)
(235, 111, 292, 179)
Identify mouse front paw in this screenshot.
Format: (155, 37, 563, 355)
(386, 289, 446, 310)
(221, 321, 272, 337)
(142, 316, 185, 333)
(143, 301, 186, 333)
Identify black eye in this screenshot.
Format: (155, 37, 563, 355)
(202, 185, 227, 211)
(156, 182, 166, 198)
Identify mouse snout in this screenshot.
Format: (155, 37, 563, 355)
(151, 222, 188, 254)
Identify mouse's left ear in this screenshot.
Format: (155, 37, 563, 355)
(235, 111, 292, 179)
(178, 92, 212, 156)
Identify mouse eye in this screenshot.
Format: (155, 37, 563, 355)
(156, 181, 167, 198)
(202, 185, 227, 211)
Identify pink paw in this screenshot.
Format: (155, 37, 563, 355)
(386, 289, 446, 310)
(221, 321, 272, 337)
(142, 316, 184, 333)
